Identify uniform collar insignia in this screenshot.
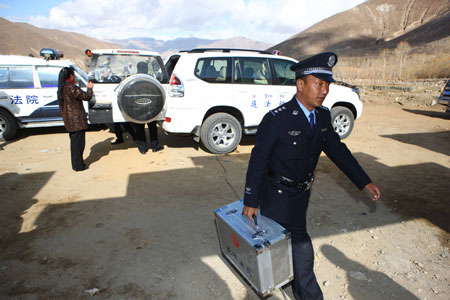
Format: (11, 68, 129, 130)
(292, 110, 298, 115)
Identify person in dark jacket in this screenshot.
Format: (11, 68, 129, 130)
(242, 52, 380, 300)
(57, 67, 94, 171)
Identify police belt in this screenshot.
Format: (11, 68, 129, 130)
(267, 169, 314, 191)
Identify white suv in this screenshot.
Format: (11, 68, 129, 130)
(0, 49, 86, 140)
(164, 48, 363, 154)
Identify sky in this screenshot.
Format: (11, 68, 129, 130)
(0, 0, 367, 44)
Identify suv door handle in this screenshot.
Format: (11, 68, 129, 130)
(0, 96, 8, 99)
(43, 95, 53, 98)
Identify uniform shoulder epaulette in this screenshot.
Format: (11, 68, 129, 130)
(270, 105, 287, 116)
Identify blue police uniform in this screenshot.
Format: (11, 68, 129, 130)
(243, 52, 372, 300)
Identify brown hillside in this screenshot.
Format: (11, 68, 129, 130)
(270, 0, 450, 59)
(0, 18, 119, 68)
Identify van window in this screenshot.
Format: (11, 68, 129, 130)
(9, 67, 34, 88)
(272, 59, 296, 86)
(37, 66, 61, 88)
(0, 68, 8, 88)
(235, 58, 271, 85)
(195, 58, 231, 83)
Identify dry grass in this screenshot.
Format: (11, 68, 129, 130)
(335, 78, 446, 108)
(335, 47, 450, 81)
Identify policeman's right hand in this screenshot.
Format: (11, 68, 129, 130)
(242, 205, 258, 221)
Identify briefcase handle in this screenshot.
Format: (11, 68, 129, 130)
(252, 214, 258, 226)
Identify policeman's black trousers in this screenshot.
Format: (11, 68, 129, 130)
(69, 130, 86, 171)
(134, 121, 161, 150)
(281, 224, 323, 300)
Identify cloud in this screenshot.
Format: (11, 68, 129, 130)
(0, 3, 11, 9)
(29, 0, 366, 43)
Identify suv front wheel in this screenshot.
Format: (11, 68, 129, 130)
(331, 106, 354, 139)
(200, 113, 242, 154)
(0, 109, 18, 140)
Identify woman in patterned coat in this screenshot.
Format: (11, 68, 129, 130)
(57, 67, 94, 171)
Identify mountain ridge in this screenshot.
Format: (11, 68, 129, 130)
(269, 0, 450, 59)
(0, 17, 272, 63)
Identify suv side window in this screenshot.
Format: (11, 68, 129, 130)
(235, 57, 271, 85)
(9, 67, 34, 88)
(0, 67, 8, 88)
(195, 58, 231, 83)
(272, 59, 296, 86)
(37, 66, 61, 88)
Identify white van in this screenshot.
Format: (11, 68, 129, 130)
(164, 48, 363, 154)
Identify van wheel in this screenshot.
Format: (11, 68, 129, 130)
(201, 113, 242, 154)
(331, 106, 354, 139)
(0, 109, 18, 140)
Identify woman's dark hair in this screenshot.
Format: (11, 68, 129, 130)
(57, 67, 74, 105)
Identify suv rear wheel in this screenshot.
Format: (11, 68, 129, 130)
(331, 106, 354, 139)
(0, 109, 18, 140)
(200, 113, 242, 154)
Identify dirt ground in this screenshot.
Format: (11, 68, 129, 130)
(1, 98, 449, 300)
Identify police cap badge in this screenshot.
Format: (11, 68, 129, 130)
(290, 52, 338, 82)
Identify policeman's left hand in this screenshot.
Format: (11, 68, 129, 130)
(365, 183, 380, 201)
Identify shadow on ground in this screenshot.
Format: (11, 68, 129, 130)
(1, 151, 448, 299)
(316, 153, 450, 238)
(381, 131, 450, 156)
(0, 124, 107, 149)
(403, 108, 450, 120)
(321, 245, 419, 300)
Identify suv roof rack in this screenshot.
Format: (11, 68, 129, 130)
(186, 48, 272, 54)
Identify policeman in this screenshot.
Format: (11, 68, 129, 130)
(242, 52, 380, 300)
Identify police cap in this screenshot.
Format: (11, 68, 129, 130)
(290, 52, 338, 82)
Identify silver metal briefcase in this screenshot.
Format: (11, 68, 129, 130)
(214, 199, 293, 296)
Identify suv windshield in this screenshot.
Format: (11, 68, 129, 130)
(71, 64, 88, 82)
(89, 54, 168, 84)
